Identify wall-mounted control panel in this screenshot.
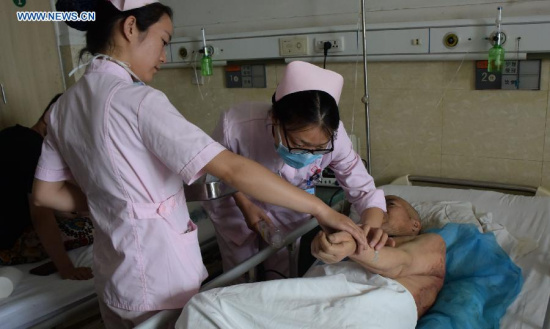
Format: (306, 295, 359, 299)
(475, 60, 541, 90)
(163, 17, 550, 68)
(225, 64, 266, 88)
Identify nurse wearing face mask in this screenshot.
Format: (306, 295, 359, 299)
(204, 61, 388, 280)
(31, 2, 368, 327)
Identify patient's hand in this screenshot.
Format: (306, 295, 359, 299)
(311, 226, 394, 264)
(311, 231, 356, 264)
(60, 266, 93, 280)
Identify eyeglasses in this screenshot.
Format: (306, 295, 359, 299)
(280, 125, 334, 155)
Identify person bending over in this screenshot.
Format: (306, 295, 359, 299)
(204, 61, 387, 280)
(0, 94, 92, 280)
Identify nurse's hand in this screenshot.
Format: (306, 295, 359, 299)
(315, 208, 368, 253)
(243, 203, 274, 233)
(233, 192, 273, 233)
(311, 231, 356, 264)
(359, 225, 394, 251)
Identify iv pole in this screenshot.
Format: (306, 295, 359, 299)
(360, 0, 372, 172)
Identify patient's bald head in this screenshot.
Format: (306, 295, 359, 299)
(382, 195, 421, 236)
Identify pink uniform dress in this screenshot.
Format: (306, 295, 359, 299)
(203, 102, 386, 277)
(35, 58, 225, 311)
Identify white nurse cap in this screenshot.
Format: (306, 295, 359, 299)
(274, 61, 344, 104)
(109, 0, 158, 11)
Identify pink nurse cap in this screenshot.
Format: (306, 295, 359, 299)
(274, 61, 344, 104)
(109, 0, 158, 11)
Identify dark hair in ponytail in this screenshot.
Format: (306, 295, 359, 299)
(75, 1, 172, 60)
(272, 90, 340, 137)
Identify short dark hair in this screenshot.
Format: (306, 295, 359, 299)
(272, 90, 340, 137)
(39, 93, 63, 124)
(79, 1, 173, 60)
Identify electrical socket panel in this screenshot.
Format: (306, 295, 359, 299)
(279, 37, 309, 56)
(314, 37, 345, 52)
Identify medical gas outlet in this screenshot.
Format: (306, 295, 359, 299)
(443, 32, 459, 48)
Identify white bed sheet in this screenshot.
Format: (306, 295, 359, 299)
(381, 184, 550, 329)
(177, 261, 417, 329)
(0, 245, 95, 329)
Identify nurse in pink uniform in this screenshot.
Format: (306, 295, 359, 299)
(205, 61, 388, 280)
(31, 2, 368, 328)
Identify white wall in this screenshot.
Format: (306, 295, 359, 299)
(164, 0, 550, 37)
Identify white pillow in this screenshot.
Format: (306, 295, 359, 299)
(349, 201, 483, 233)
(412, 201, 483, 233)
(350, 200, 537, 260)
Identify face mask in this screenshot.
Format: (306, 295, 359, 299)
(275, 127, 322, 169)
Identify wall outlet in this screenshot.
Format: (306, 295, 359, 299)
(279, 36, 309, 56)
(314, 37, 345, 52)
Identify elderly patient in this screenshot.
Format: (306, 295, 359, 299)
(311, 195, 446, 318)
(178, 196, 445, 328)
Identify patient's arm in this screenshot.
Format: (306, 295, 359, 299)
(312, 230, 445, 280)
(312, 231, 446, 318)
(29, 202, 93, 280)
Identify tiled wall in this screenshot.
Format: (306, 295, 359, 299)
(134, 59, 548, 188)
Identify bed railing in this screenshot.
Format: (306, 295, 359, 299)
(135, 200, 346, 329)
(391, 174, 550, 196)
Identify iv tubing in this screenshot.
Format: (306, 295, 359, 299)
(360, 0, 371, 172)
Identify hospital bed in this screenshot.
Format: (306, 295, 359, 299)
(137, 175, 550, 329)
(0, 245, 98, 329)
